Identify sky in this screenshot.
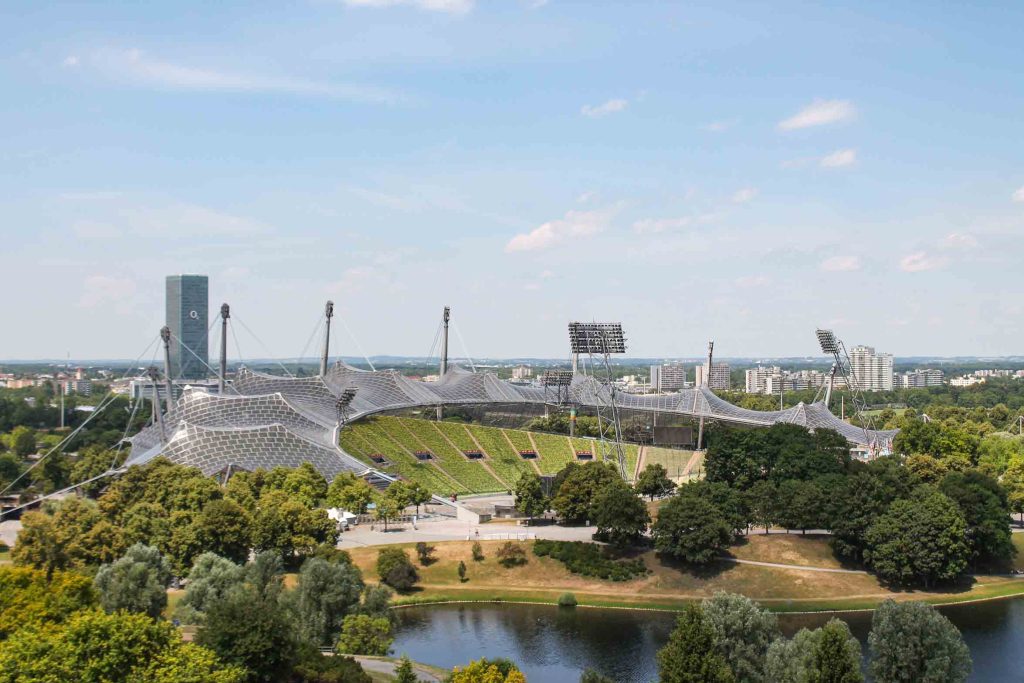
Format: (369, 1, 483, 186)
(1, 1, 1022, 362)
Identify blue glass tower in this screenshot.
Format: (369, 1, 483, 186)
(166, 275, 209, 381)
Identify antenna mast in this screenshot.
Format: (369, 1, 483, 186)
(437, 306, 450, 420)
(320, 301, 334, 377)
(147, 366, 167, 444)
(160, 326, 175, 413)
(696, 340, 713, 451)
(219, 304, 230, 393)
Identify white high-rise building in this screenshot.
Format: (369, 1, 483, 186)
(745, 366, 780, 394)
(695, 362, 730, 390)
(849, 345, 894, 391)
(651, 363, 688, 392)
(899, 369, 944, 388)
(511, 364, 533, 380)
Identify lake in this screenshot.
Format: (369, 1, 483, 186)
(392, 598, 1024, 682)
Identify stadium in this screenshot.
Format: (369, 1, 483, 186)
(125, 306, 898, 494)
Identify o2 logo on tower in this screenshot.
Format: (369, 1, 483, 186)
(189, 310, 199, 320)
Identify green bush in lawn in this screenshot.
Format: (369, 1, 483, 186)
(558, 592, 578, 607)
(533, 540, 648, 581)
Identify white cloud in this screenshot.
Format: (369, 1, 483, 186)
(62, 55, 79, 67)
(820, 255, 861, 272)
(735, 275, 771, 288)
(1013, 186, 1024, 202)
(576, 191, 597, 204)
(78, 275, 137, 310)
(731, 187, 758, 204)
(581, 98, 628, 118)
(819, 148, 857, 168)
(940, 232, 977, 249)
(900, 251, 949, 272)
(778, 99, 855, 131)
(88, 49, 399, 103)
(632, 217, 691, 234)
(342, 0, 473, 13)
(505, 208, 612, 252)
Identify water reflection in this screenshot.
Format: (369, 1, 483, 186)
(393, 598, 1024, 682)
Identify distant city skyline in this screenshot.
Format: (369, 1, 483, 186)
(1, 2, 1022, 359)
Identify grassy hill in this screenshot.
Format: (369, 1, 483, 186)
(339, 416, 641, 495)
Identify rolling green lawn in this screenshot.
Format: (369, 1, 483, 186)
(348, 536, 1024, 613)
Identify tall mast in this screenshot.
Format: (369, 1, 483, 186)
(160, 326, 175, 413)
(147, 366, 167, 444)
(320, 301, 334, 377)
(696, 340, 714, 451)
(219, 303, 230, 394)
(437, 306, 450, 420)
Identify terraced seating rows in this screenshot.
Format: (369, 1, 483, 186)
(462, 424, 537, 486)
(339, 423, 456, 494)
(352, 418, 469, 494)
(528, 432, 575, 475)
(392, 417, 504, 493)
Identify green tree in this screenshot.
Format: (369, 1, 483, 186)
(294, 556, 365, 646)
(94, 543, 172, 618)
(251, 490, 338, 565)
(652, 495, 733, 564)
(657, 604, 735, 682)
(415, 542, 436, 565)
(765, 619, 862, 683)
(407, 481, 433, 515)
(12, 497, 126, 578)
(867, 600, 971, 683)
(812, 619, 863, 683)
(636, 463, 676, 500)
(376, 547, 419, 592)
(458, 560, 467, 582)
(905, 454, 949, 484)
(747, 480, 777, 534)
(1003, 454, 1024, 522)
(514, 471, 547, 522)
(773, 480, 823, 534)
(281, 463, 329, 508)
(11, 425, 36, 457)
(825, 459, 915, 563)
(325, 472, 375, 514)
(394, 655, 418, 683)
(0, 609, 243, 683)
(591, 478, 650, 547)
(291, 650, 372, 683)
(449, 659, 526, 683)
(191, 498, 253, 565)
(373, 493, 403, 531)
(196, 583, 300, 683)
(69, 444, 124, 497)
(701, 592, 780, 682)
(335, 614, 394, 656)
(0, 566, 96, 639)
(938, 470, 1015, 569)
(122, 501, 173, 552)
(550, 462, 619, 524)
(580, 671, 615, 683)
(676, 481, 750, 535)
(864, 488, 969, 587)
(175, 552, 246, 624)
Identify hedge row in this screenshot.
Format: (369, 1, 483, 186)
(533, 540, 648, 582)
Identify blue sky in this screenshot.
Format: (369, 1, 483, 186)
(1, 1, 1022, 361)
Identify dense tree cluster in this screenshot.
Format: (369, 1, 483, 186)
(680, 423, 1017, 584)
(657, 592, 970, 683)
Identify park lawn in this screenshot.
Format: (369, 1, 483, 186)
(347, 539, 1024, 613)
(727, 533, 846, 569)
(0, 550, 10, 565)
(1012, 533, 1024, 571)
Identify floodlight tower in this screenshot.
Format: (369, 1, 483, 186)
(320, 301, 334, 377)
(568, 322, 628, 479)
(336, 387, 358, 428)
(815, 328, 878, 453)
(218, 303, 230, 394)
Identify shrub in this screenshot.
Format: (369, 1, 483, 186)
(415, 542, 436, 566)
(376, 548, 419, 592)
(533, 540, 648, 581)
(471, 542, 484, 562)
(335, 614, 394, 656)
(558, 592, 577, 607)
(495, 542, 527, 568)
(457, 560, 467, 582)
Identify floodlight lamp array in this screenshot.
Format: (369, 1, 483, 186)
(336, 387, 358, 409)
(816, 329, 839, 355)
(568, 322, 627, 354)
(541, 370, 574, 387)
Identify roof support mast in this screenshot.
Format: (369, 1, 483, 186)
(696, 340, 713, 451)
(160, 326, 175, 414)
(320, 301, 334, 377)
(147, 366, 167, 444)
(437, 306, 450, 420)
(219, 304, 230, 394)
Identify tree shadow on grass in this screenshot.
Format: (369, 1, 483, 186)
(653, 552, 740, 581)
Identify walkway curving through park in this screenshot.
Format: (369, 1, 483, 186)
(352, 655, 445, 682)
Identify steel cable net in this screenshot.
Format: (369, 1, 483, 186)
(127, 361, 896, 479)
